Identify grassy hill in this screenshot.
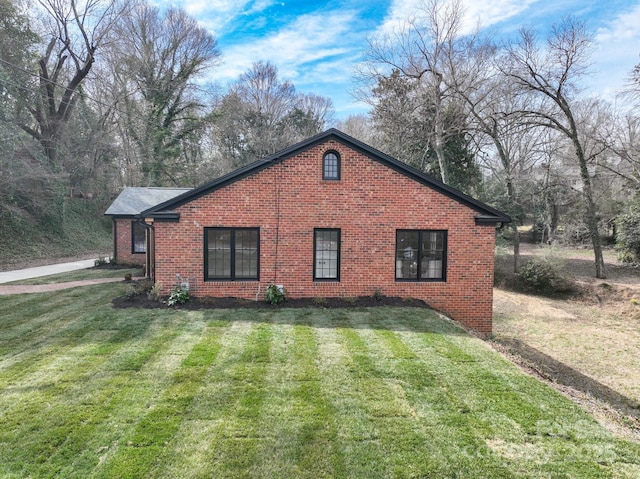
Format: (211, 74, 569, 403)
(0, 197, 112, 269)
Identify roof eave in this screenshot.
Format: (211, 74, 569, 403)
(475, 215, 511, 225)
(104, 213, 137, 218)
(145, 210, 180, 221)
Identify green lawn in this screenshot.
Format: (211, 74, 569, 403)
(1, 283, 639, 478)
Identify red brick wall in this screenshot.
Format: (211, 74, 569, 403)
(153, 140, 497, 333)
(113, 219, 146, 265)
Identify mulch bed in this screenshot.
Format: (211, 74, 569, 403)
(112, 293, 431, 310)
(94, 263, 143, 270)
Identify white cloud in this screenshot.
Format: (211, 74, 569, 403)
(377, 0, 539, 37)
(461, 0, 538, 33)
(377, 0, 422, 36)
(167, 0, 281, 35)
(214, 11, 360, 86)
(592, 2, 640, 101)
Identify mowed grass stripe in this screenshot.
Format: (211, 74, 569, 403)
(356, 313, 516, 477)
(0, 309, 214, 478)
(315, 311, 391, 478)
(382, 312, 638, 477)
(91, 313, 229, 479)
(0, 286, 122, 374)
(145, 313, 273, 478)
(337, 312, 474, 477)
(62, 313, 216, 477)
(2, 284, 640, 479)
(250, 311, 347, 478)
(0, 307, 180, 421)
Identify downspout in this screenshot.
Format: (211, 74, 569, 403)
(273, 162, 281, 284)
(148, 221, 155, 282)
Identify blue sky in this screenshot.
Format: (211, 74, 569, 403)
(158, 0, 640, 120)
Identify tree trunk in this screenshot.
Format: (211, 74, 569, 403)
(572, 133, 606, 278)
(494, 139, 520, 272)
(511, 221, 520, 273)
(431, 75, 448, 184)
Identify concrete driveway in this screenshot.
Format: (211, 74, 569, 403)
(0, 259, 100, 284)
(0, 258, 127, 295)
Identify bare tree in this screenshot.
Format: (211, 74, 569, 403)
(500, 18, 607, 278)
(15, 0, 127, 166)
(448, 34, 550, 271)
(336, 114, 375, 144)
(624, 54, 640, 106)
(107, 3, 221, 185)
(597, 111, 640, 189)
(213, 61, 333, 166)
(234, 61, 296, 125)
(231, 61, 297, 159)
(358, 0, 468, 184)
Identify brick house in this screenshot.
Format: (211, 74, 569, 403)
(138, 129, 510, 333)
(104, 187, 191, 266)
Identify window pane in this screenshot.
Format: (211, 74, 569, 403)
(235, 229, 258, 279)
(323, 153, 339, 179)
(396, 231, 418, 279)
(315, 229, 339, 279)
(208, 229, 231, 278)
(420, 231, 444, 279)
(132, 222, 146, 253)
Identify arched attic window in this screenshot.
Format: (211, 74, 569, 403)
(322, 151, 340, 180)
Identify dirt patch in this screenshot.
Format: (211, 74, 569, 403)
(494, 241, 640, 441)
(493, 337, 640, 417)
(492, 337, 640, 442)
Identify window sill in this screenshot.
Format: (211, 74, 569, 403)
(204, 278, 260, 282)
(395, 278, 446, 283)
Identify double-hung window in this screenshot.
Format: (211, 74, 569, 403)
(131, 221, 146, 254)
(395, 230, 447, 281)
(314, 228, 340, 280)
(205, 228, 259, 281)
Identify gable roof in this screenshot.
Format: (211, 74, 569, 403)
(141, 129, 511, 224)
(104, 187, 192, 217)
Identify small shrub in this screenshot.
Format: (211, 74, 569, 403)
(124, 273, 132, 282)
(123, 285, 138, 299)
(517, 258, 572, 295)
(615, 198, 640, 263)
(373, 289, 383, 301)
(167, 285, 190, 306)
(265, 284, 287, 305)
(136, 279, 154, 295)
(148, 282, 163, 302)
(94, 257, 107, 267)
(312, 297, 327, 306)
(122, 279, 154, 299)
(343, 296, 358, 304)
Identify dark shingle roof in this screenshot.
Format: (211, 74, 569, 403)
(104, 187, 191, 217)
